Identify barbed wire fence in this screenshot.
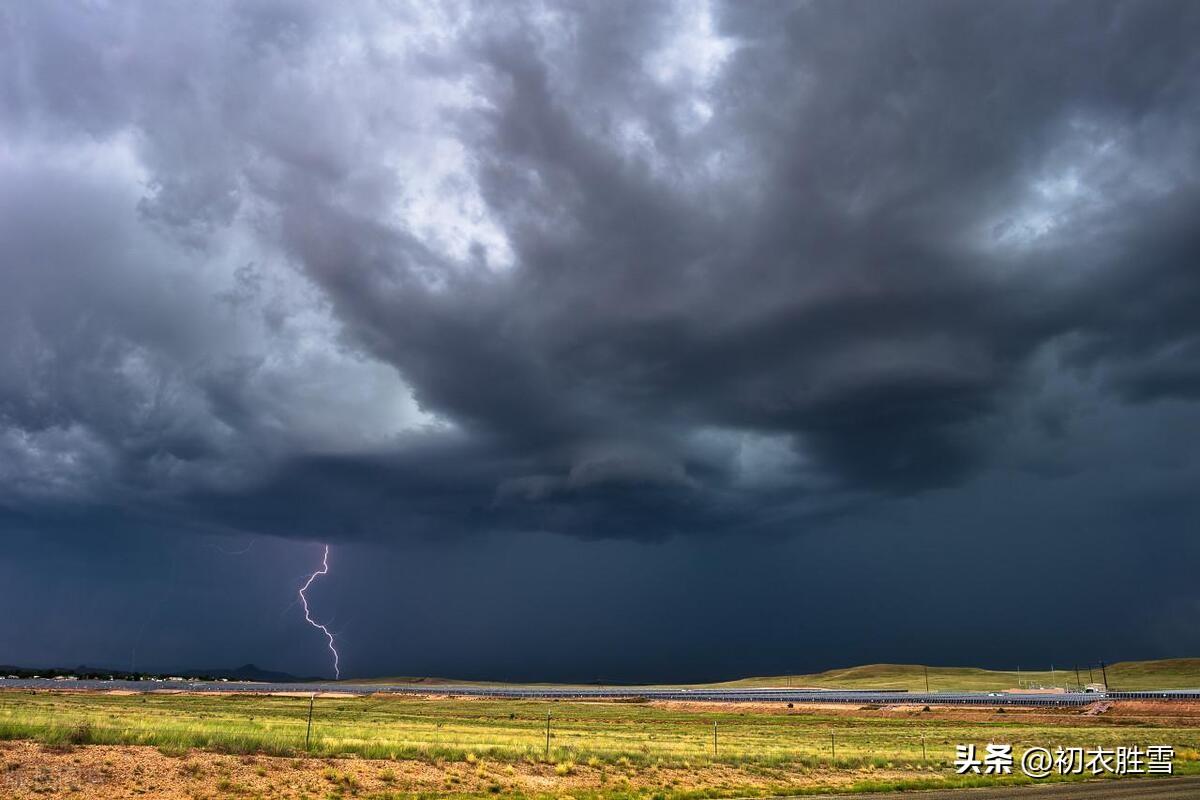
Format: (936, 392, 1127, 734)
(2, 691, 1197, 772)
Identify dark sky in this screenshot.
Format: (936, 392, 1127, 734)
(2, 1, 1200, 682)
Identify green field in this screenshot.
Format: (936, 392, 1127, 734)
(4, 691, 1200, 798)
(3, 691, 1199, 767)
(5, 659, 1200, 797)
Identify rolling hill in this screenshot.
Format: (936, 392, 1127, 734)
(352, 658, 1200, 692)
(709, 658, 1200, 692)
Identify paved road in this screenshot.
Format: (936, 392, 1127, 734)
(812, 776, 1200, 798)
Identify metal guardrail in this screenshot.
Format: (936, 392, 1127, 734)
(1108, 691, 1200, 700)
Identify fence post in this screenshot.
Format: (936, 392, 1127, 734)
(921, 734, 926, 761)
(831, 732, 836, 762)
(713, 721, 717, 758)
(305, 693, 315, 751)
(545, 711, 551, 760)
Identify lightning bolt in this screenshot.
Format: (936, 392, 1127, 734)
(298, 544, 341, 679)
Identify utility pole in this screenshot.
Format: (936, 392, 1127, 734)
(305, 693, 315, 750)
(924, 666, 930, 694)
(545, 711, 551, 760)
(1089, 665, 1095, 684)
(1017, 665, 1021, 688)
(1100, 661, 1109, 691)
(1074, 665, 1082, 692)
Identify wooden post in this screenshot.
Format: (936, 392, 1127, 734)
(831, 732, 836, 761)
(545, 711, 551, 760)
(712, 721, 717, 758)
(921, 734, 926, 761)
(305, 693, 315, 750)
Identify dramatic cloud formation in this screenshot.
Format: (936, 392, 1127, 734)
(3, 1, 1200, 678)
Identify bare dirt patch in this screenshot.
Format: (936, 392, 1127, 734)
(0, 739, 925, 799)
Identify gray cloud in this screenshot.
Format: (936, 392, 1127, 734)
(2, 0, 1200, 548)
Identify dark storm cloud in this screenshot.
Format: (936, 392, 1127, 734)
(2, 0, 1200, 546)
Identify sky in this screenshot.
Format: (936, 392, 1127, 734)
(2, 0, 1200, 682)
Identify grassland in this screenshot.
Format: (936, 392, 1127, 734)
(2, 690, 1200, 798)
(353, 659, 1200, 693)
(709, 659, 1200, 692)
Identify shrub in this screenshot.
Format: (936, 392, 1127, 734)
(67, 723, 93, 745)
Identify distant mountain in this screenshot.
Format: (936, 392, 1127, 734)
(196, 664, 314, 682)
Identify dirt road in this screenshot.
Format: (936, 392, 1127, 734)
(818, 776, 1200, 798)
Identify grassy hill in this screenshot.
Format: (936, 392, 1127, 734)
(349, 659, 1200, 691)
(709, 658, 1200, 692)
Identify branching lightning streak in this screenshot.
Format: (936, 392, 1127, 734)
(298, 544, 340, 679)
